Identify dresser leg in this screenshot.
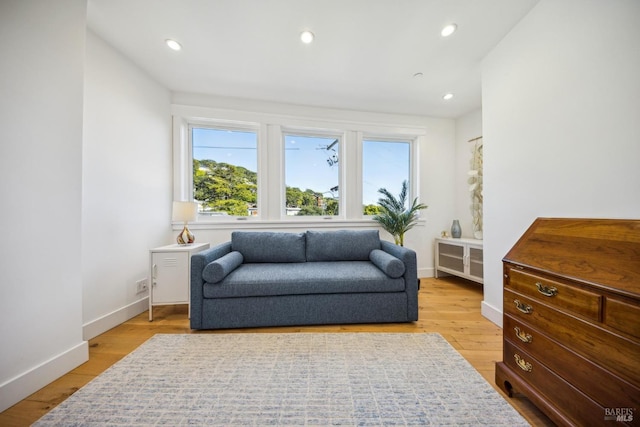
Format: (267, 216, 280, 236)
(495, 362, 514, 397)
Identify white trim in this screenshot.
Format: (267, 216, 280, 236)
(418, 267, 434, 278)
(170, 101, 430, 135)
(411, 136, 422, 204)
(266, 124, 283, 219)
(481, 300, 503, 327)
(0, 341, 88, 412)
(177, 218, 426, 231)
(350, 131, 363, 218)
(82, 297, 149, 341)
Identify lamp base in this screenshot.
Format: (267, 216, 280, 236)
(177, 225, 195, 245)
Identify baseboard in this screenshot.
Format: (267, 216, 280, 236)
(83, 296, 149, 341)
(418, 267, 434, 278)
(0, 341, 88, 413)
(481, 300, 503, 327)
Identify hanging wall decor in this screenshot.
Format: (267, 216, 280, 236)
(468, 137, 483, 239)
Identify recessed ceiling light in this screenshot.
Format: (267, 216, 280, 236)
(300, 31, 314, 44)
(165, 39, 182, 51)
(441, 24, 457, 37)
(443, 93, 454, 100)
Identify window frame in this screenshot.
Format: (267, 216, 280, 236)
(360, 136, 416, 217)
(281, 128, 345, 220)
(180, 119, 263, 222)
(172, 114, 264, 227)
(172, 105, 426, 229)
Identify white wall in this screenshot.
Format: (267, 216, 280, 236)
(420, 116, 457, 269)
(0, 0, 88, 412)
(454, 109, 483, 238)
(481, 0, 640, 326)
(171, 93, 456, 277)
(82, 31, 173, 339)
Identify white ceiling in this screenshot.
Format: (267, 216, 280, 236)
(87, 0, 539, 119)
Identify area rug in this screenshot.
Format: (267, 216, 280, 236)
(34, 333, 527, 426)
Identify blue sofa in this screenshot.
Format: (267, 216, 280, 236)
(190, 229, 419, 330)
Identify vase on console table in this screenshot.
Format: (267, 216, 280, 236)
(451, 220, 462, 238)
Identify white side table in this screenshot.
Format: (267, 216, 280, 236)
(149, 242, 209, 321)
(434, 237, 483, 284)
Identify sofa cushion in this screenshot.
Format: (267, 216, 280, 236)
(202, 251, 244, 283)
(203, 261, 405, 298)
(231, 231, 306, 263)
(306, 230, 381, 261)
(369, 249, 405, 278)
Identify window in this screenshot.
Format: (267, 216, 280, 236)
(362, 139, 411, 215)
(191, 126, 258, 217)
(174, 105, 425, 225)
(284, 133, 340, 216)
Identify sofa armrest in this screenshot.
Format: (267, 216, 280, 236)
(190, 241, 232, 329)
(380, 240, 419, 321)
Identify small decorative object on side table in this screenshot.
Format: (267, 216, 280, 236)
(450, 219, 462, 238)
(172, 201, 198, 245)
(148, 242, 209, 321)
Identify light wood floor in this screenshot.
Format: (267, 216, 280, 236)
(0, 276, 554, 426)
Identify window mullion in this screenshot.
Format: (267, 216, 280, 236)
(265, 124, 283, 220)
(344, 131, 362, 219)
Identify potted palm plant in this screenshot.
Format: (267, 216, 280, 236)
(372, 180, 427, 246)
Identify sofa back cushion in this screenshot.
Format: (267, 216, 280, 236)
(231, 231, 306, 263)
(306, 229, 380, 261)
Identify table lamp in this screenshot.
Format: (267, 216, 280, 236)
(172, 201, 198, 245)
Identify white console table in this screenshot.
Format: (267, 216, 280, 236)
(149, 242, 209, 321)
(434, 237, 483, 284)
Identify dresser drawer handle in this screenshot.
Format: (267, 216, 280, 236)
(514, 354, 533, 372)
(536, 282, 558, 297)
(514, 326, 533, 343)
(514, 299, 533, 314)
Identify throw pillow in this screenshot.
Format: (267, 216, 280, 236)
(369, 249, 405, 278)
(202, 251, 244, 283)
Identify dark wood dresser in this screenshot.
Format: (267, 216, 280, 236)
(496, 218, 640, 427)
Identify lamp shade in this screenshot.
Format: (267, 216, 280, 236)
(172, 201, 198, 222)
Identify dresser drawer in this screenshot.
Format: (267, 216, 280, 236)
(504, 314, 640, 412)
(503, 340, 607, 427)
(605, 297, 640, 340)
(506, 267, 602, 321)
(504, 289, 640, 387)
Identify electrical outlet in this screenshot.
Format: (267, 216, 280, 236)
(136, 278, 148, 294)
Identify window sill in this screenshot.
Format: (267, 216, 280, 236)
(174, 218, 426, 231)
